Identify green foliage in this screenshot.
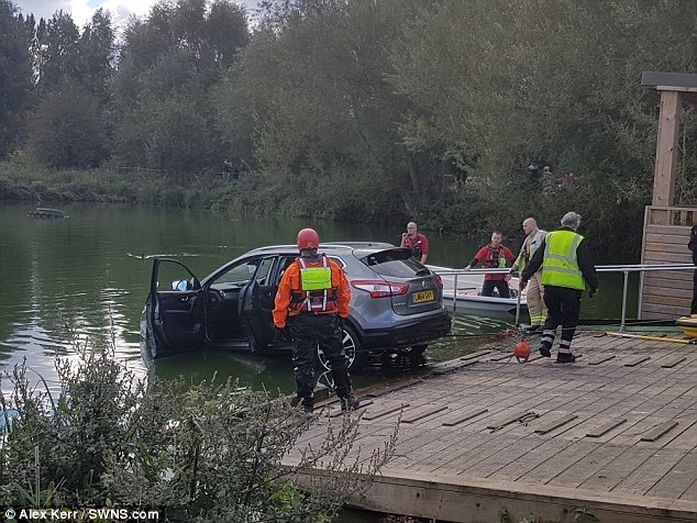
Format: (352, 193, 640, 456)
(6, 0, 697, 258)
(0, 0, 32, 156)
(28, 83, 108, 169)
(111, 0, 250, 172)
(1, 337, 393, 521)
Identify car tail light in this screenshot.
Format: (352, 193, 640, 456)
(435, 275, 443, 288)
(351, 280, 409, 298)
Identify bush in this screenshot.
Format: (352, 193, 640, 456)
(0, 338, 395, 521)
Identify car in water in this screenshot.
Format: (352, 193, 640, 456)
(141, 242, 451, 368)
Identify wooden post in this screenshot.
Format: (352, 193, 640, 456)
(652, 90, 681, 211)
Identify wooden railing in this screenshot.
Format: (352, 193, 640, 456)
(646, 205, 697, 227)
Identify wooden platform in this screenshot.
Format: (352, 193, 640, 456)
(286, 332, 697, 522)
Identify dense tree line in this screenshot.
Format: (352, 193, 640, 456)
(2, 0, 697, 257)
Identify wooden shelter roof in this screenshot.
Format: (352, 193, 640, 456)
(642, 71, 697, 105)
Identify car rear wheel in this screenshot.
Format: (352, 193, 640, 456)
(405, 343, 428, 367)
(317, 323, 364, 371)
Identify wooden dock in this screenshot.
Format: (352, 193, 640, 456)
(286, 332, 697, 522)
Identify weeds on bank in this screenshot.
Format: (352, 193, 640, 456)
(0, 338, 396, 521)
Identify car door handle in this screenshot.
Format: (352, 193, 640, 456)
(178, 296, 190, 303)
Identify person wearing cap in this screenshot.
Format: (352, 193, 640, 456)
(272, 228, 358, 413)
(521, 212, 598, 363)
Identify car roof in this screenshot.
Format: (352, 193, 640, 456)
(245, 241, 396, 257)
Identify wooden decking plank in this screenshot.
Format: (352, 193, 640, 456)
(451, 435, 525, 475)
(664, 418, 697, 450)
(409, 432, 492, 473)
(650, 451, 697, 499)
(362, 403, 410, 421)
(612, 448, 688, 497)
(519, 440, 600, 484)
(441, 407, 489, 426)
(487, 353, 514, 362)
(465, 437, 542, 478)
(585, 418, 627, 438)
(661, 356, 688, 368)
(533, 414, 579, 435)
(588, 354, 616, 366)
(459, 349, 493, 361)
(490, 438, 570, 481)
(486, 411, 538, 431)
(641, 420, 680, 442)
(550, 444, 627, 487)
(402, 405, 448, 424)
(399, 432, 472, 471)
(578, 447, 655, 492)
(623, 355, 652, 367)
(327, 400, 374, 417)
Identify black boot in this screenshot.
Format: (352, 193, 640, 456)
(556, 352, 576, 364)
(299, 396, 314, 413)
(539, 343, 551, 357)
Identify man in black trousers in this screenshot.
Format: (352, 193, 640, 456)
(521, 212, 598, 363)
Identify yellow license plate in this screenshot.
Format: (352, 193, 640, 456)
(413, 290, 435, 303)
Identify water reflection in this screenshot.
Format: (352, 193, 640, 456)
(0, 202, 637, 391)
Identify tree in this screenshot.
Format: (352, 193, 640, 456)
(76, 9, 115, 102)
(36, 10, 80, 95)
(111, 0, 250, 171)
(0, 0, 32, 157)
(28, 83, 108, 168)
(215, 0, 430, 221)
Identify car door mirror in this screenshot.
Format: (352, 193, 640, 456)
(172, 279, 191, 291)
(171, 278, 201, 291)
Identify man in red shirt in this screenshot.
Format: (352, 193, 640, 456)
(400, 221, 430, 264)
(465, 231, 515, 298)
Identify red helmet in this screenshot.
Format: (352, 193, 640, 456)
(514, 338, 531, 363)
(297, 228, 320, 251)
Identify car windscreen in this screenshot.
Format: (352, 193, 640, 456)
(359, 248, 430, 278)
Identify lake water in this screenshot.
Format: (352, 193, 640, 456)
(0, 201, 638, 392)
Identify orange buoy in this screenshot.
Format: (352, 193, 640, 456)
(514, 338, 531, 363)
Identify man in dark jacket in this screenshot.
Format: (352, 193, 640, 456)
(690, 225, 697, 315)
(522, 212, 598, 363)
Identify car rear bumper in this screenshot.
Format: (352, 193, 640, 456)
(359, 309, 451, 349)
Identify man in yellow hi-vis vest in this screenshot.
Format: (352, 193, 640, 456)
(521, 212, 598, 363)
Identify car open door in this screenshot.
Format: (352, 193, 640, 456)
(148, 258, 205, 356)
(238, 256, 278, 351)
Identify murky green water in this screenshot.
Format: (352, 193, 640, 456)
(0, 201, 637, 392)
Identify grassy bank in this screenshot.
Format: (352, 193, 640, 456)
(0, 162, 648, 262)
(0, 163, 228, 208)
(0, 162, 410, 226)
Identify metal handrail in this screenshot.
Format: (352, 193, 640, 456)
(430, 263, 697, 330)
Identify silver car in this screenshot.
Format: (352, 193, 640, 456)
(142, 242, 451, 368)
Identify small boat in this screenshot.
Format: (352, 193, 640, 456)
(427, 264, 528, 314)
(28, 207, 67, 219)
(677, 315, 697, 338)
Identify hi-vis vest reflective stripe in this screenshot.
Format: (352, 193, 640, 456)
(540, 230, 586, 290)
(294, 256, 336, 313)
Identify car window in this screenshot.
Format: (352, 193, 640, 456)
(211, 259, 260, 289)
(361, 249, 427, 278)
(255, 257, 276, 285)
